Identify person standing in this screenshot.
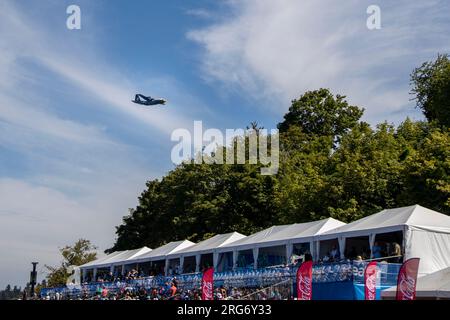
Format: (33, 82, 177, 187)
(22, 289, 27, 301)
(372, 242, 382, 259)
(391, 242, 402, 263)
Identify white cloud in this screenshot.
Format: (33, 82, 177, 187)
(0, 93, 113, 146)
(0, 178, 127, 288)
(187, 0, 450, 124)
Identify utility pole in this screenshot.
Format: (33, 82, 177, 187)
(30, 262, 38, 298)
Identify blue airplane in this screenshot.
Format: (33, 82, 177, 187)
(132, 94, 167, 106)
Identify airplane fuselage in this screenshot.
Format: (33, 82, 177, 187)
(132, 99, 166, 106)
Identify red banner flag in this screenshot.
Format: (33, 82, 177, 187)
(364, 261, 378, 300)
(201, 267, 214, 300)
(396, 258, 420, 300)
(296, 261, 313, 300)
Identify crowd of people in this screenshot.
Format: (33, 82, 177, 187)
(39, 280, 291, 300)
(370, 242, 402, 263)
(86, 245, 402, 286)
(320, 246, 341, 263)
(35, 250, 404, 301)
(90, 268, 161, 283)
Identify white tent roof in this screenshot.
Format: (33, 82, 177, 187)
(128, 240, 195, 263)
(79, 251, 125, 268)
(261, 218, 346, 243)
(222, 226, 288, 249)
(382, 267, 450, 299)
(168, 232, 246, 258)
(218, 218, 345, 252)
(80, 247, 151, 269)
(318, 205, 450, 240)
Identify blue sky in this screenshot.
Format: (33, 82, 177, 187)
(0, 0, 449, 288)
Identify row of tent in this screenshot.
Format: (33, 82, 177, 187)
(80, 204, 450, 278)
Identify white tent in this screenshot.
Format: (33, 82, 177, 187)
(79, 250, 125, 269)
(80, 247, 151, 270)
(100, 247, 152, 267)
(126, 240, 195, 263)
(219, 218, 344, 252)
(169, 232, 246, 258)
(79, 247, 151, 281)
(258, 218, 346, 244)
(218, 226, 293, 252)
(381, 267, 450, 299)
(317, 205, 450, 274)
(166, 232, 246, 272)
(217, 218, 345, 268)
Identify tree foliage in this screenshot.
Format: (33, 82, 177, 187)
(277, 88, 364, 145)
(411, 53, 450, 127)
(46, 239, 97, 287)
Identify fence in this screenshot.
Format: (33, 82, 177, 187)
(40, 261, 402, 299)
(228, 279, 293, 300)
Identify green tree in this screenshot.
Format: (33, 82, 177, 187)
(277, 89, 364, 145)
(276, 125, 333, 223)
(399, 125, 450, 214)
(324, 122, 406, 221)
(45, 239, 97, 287)
(411, 53, 450, 127)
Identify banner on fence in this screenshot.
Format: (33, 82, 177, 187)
(396, 258, 420, 300)
(364, 261, 378, 300)
(201, 267, 214, 300)
(297, 261, 313, 300)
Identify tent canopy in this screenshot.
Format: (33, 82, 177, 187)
(382, 266, 450, 299)
(80, 247, 151, 269)
(218, 218, 345, 252)
(128, 240, 195, 263)
(261, 218, 345, 243)
(79, 251, 124, 268)
(167, 232, 246, 258)
(319, 205, 450, 240)
(219, 226, 287, 251)
(317, 205, 450, 274)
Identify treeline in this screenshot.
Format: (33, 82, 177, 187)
(108, 54, 450, 252)
(0, 285, 23, 300)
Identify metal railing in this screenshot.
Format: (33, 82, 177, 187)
(41, 260, 404, 298)
(229, 279, 293, 300)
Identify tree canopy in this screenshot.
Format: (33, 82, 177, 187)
(277, 88, 364, 145)
(411, 53, 450, 127)
(46, 239, 97, 287)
